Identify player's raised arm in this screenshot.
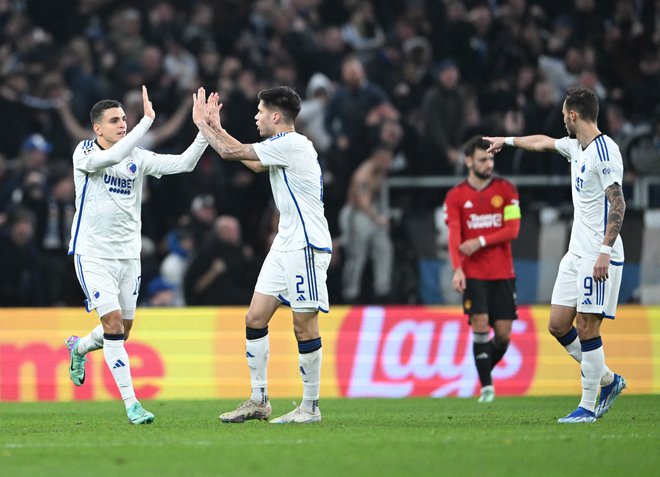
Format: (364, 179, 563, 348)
(483, 135, 557, 154)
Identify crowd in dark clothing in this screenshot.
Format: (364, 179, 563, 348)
(1, 0, 659, 307)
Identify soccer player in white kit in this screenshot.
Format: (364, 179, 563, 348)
(484, 86, 627, 423)
(193, 86, 331, 424)
(64, 86, 208, 424)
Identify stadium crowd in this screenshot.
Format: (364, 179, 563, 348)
(0, 0, 659, 307)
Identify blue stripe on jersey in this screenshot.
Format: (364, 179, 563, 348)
(277, 294, 291, 306)
(310, 247, 319, 301)
(69, 175, 90, 255)
(269, 132, 289, 142)
(610, 260, 624, 266)
(282, 169, 310, 245)
(308, 248, 316, 301)
(596, 136, 610, 162)
(304, 247, 313, 301)
(305, 247, 318, 301)
(308, 242, 332, 253)
(602, 313, 615, 319)
(595, 136, 604, 162)
(604, 196, 608, 235)
(75, 255, 91, 302)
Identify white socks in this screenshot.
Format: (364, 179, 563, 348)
(560, 328, 614, 386)
(76, 324, 104, 355)
(103, 335, 137, 408)
(299, 348, 322, 413)
(579, 339, 605, 412)
(246, 335, 269, 404)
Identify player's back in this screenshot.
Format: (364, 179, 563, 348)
(254, 132, 332, 252)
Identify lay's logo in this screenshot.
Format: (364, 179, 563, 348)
(336, 307, 537, 398)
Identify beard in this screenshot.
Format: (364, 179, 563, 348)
(474, 169, 492, 180)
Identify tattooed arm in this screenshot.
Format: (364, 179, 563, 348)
(604, 183, 626, 246)
(593, 182, 626, 282)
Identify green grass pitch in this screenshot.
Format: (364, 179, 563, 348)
(1, 396, 659, 477)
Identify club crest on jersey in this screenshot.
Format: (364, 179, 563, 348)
(126, 161, 138, 175)
(491, 195, 503, 208)
(581, 163, 586, 173)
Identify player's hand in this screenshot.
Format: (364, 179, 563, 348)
(593, 253, 610, 282)
(142, 85, 155, 119)
(459, 238, 482, 256)
(206, 92, 224, 131)
(482, 136, 504, 154)
(452, 268, 466, 293)
(192, 87, 207, 127)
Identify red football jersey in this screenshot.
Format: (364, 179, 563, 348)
(443, 177, 520, 280)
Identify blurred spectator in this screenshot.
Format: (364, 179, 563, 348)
(297, 72, 334, 158)
(184, 215, 259, 306)
(182, 193, 217, 247)
(40, 172, 77, 306)
(340, 0, 386, 65)
(339, 147, 394, 303)
(0, 208, 43, 306)
(160, 228, 195, 307)
(143, 276, 177, 307)
(325, 55, 389, 181)
(419, 58, 465, 175)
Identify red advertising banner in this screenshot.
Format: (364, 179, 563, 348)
(336, 306, 537, 397)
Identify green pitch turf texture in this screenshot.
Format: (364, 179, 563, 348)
(1, 396, 658, 477)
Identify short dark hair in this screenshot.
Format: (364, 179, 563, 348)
(90, 99, 122, 125)
(257, 86, 301, 123)
(565, 86, 599, 122)
(463, 135, 490, 157)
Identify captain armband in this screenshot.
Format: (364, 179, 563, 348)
(503, 204, 521, 221)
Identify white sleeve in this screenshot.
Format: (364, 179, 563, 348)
(140, 132, 208, 178)
(252, 136, 290, 167)
(73, 116, 154, 172)
(554, 137, 573, 161)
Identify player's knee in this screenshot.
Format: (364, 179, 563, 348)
(245, 311, 266, 329)
(547, 322, 568, 338)
(101, 310, 124, 335)
(494, 334, 510, 347)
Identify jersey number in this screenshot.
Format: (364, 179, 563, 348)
(296, 275, 305, 294)
(133, 275, 142, 296)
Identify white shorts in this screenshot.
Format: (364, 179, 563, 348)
(255, 247, 331, 313)
(74, 255, 141, 319)
(551, 251, 623, 319)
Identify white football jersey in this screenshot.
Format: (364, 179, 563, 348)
(252, 132, 332, 252)
(555, 134, 624, 261)
(68, 117, 207, 259)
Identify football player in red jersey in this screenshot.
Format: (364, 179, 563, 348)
(443, 135, 521, 403)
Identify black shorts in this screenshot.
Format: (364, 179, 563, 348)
(463, 278, 518, 325)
